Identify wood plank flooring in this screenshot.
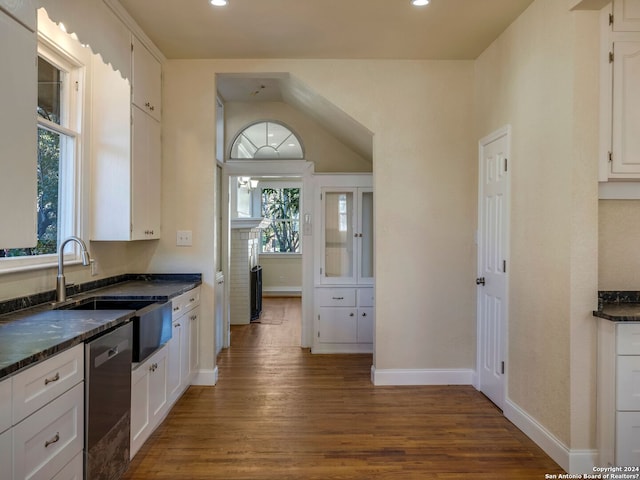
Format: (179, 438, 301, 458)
(122, 297, 564, 479)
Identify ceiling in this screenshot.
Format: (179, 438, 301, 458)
(116, 0, 535, 162)
(117, 0, 535, 61)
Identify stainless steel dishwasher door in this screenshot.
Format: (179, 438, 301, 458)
(85, 321, 133, 480)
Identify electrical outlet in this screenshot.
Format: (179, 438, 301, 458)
(177, 230, 193, 247)
(90, 259, 98, 276)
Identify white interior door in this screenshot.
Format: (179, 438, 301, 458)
(477, 127, 510, 410)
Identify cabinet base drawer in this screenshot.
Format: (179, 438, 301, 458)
(616, 411, 640, 466)
(12, 344, 84, 423)
(13, 382, 83, 480)
(317, 288, 356, 307)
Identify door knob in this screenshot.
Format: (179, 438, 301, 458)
(476, 277, 486, 286)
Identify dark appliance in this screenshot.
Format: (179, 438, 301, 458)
(251, 265, 263, 321)
(85, 322, 133, 480)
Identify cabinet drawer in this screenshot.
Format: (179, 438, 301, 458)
(0, 377, 11, 433)
(318, 307, 357, 343)
(0, 428, 11, 480)
(617, 355, 640, 410)
(51, 451, 83, 480)
(357, 288, 374, 307)
(171, 287, 201, 318)
(616, 411, 640, 467)
(13, 382, 83, 480)
(317, 289, 356, 307)
(617, 323, 640, 355)
(12, 344, 83, 423)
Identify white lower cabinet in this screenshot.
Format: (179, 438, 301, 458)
(51, 452, 82, 480)
(0, 428, 12, 480)
(130, 345, 168, 458)
(131, 286, 201, 459)
(616, 411, 640, 466)
(13, 383, 83, 480)
(167, 288, 200, 405)
(167, 317, 189, 405)
(0, 345, 84, 480)
(597, 320, 640, 467)
(315, 287, 374, 353)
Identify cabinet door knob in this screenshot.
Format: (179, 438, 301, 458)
(362, 312, 367, 317)
(349, 312, 354, 317)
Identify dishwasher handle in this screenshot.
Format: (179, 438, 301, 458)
(94, 339, 129, 369)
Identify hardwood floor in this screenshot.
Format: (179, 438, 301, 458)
(122, 297, 564, 479)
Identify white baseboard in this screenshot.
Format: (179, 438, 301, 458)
(263, 286, 302, 297)
(192, 367, 218, 386)
(504, 398, 597, 474)
(371, 367, 475, 386)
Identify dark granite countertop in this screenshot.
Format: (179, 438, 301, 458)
(593, 291, 640, 322)
(0, 273, 202, 380)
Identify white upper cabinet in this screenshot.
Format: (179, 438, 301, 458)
(132, 36, 161, 122)
(0, 9, 37, 249)
(0, 0, 35, 31)
(319, 187, 374, 285)
(90, 32, 162, 240)
(611, 41, 640, 176)
(600, 1, 640, 182)
(613, 0, 640, 31)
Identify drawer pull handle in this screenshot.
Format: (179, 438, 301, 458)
(189, 298, 195, 302)
(45, 432, 60, 448)
(332, 297, 344, 300)
(44, 372, 60, 385)
(349, 313, 355, 317)
(175, 323, 181, 327)
(190, 315, 197, 321)
(173, 307, 180, 312)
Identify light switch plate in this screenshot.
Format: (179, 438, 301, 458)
(177, 230, 193, 247)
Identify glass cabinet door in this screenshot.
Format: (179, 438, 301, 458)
(358, 189, 374, 284)
(321, 188, 374, 285)
(323, 191, 355, 282)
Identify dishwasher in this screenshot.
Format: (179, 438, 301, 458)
(85, 321, 133, 480)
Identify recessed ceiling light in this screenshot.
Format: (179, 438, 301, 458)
(411, 0, 430, 5)
(210, 0, 227, 6)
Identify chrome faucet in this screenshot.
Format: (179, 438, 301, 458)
(56, 236, 91, 303)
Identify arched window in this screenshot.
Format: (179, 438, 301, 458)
(230, 121, 304, 159)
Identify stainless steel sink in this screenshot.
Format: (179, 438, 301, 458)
(59, 298, 159, 311)
(57, 298, 172, 362)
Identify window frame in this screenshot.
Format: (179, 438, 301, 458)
(254, 181, 303, 256)
(0, 33, 86, 274)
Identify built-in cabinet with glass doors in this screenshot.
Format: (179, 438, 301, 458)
(314, 175, 374, 353)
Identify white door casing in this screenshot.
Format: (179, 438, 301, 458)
(477, 126, 510, 410)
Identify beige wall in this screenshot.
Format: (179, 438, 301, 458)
(224, 102, 371, 172)
(259, 254, 302, 294)
(0, 241, 156, 302)
(475, 0, 599, 451)
(153, 57, 477, 378)
(599, 200, 640, 289)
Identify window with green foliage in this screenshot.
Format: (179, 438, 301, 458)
(1, 50, 80, 260)
(261, 187, 300, 253)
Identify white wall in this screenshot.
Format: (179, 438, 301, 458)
(153, 57, 477, 386)
(599, 200, 640, 289)
(475, 0, 599, 467)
